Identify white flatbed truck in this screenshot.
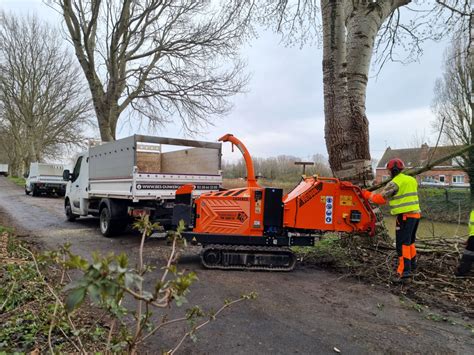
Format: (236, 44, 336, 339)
(25, 163, 66, 196)
(0, 164, 8, 176)
(63, 134, 222, 237)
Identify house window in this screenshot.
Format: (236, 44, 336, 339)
(382, 175, 390, 182)
(452, 175, 464, 184)
(439, 175, 445, 183)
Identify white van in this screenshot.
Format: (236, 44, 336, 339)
(0, 164, 8, 176)
(25, 163, 67, 197)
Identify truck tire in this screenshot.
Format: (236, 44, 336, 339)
(99, 201, 127, 237)
(65, 199, 78, 222)
(25, 187, 30, 195)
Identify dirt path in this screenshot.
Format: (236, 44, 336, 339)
(0, 176, 472, 354)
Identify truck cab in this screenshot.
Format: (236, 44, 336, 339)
(64, 153, 89, 217)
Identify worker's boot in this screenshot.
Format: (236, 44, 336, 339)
(455, 237, 474, 277)
(455, 255, 473, 277)
(410, 257, 420, 277)
(391, 274, 412, 284)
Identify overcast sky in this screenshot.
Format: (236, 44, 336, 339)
(0, 0, 449, 163)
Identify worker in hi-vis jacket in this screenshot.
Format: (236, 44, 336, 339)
(455, 210, 474, 276)
(362, 158, 420, 282)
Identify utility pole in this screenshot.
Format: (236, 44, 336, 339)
(294, 161, 314, 175)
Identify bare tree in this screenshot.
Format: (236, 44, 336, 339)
(223, 153, 332, 181)
(49, 0, 252, 141)
(312, 153, 332, 176)
(0, 12, 92, 174)
(254, 0, 469, 185)
(432, 33, 473, 202)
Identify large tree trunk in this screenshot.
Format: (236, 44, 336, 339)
(470, 10, 474, 210)
(321, 0, 409, 185)
(321, 0, 353, 179)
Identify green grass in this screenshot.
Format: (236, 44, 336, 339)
(383, 216, 468, 239)
(293, 236, 359, 268)
(7, 176, 26, 187)
(0, 225, 14, 235)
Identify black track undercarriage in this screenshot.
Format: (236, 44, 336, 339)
(182, 232, 315, 271)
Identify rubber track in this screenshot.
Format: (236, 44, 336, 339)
(201, 244, 297, 271)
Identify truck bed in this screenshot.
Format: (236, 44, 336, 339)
(87, 135, 222, 201)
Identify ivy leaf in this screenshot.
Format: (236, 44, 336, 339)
(87, 284, 101, 304)
(141, 291, 153, 301)
(174, 295, 188, 307)
(66, 254, 89, 270)
(65, 287, 86, 312)
(124, 272, 142, 290)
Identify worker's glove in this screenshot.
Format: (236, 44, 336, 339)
(370, 193, 387, 205)
(361, 189, 372, 200)
(361, 189, 386, 205)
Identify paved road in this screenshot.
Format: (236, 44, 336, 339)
(0, 176, 472, 354)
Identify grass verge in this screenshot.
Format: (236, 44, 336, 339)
(0, 227, 108, 352)
(7, 176, 26, 187)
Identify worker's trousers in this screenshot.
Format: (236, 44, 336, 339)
(456, 236, 474, 276)
(395, 215, 419, 277)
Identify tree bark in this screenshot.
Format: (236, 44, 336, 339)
(321, 0, 352, 178)
(322, 0, 410, 185)
(470, 9, 474, 209)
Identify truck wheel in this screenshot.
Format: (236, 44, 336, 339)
(65, 199, 78, 222)
(99, 205, 121, 237)
(25, 187, 30, 195)
(99, 199, 128, 237)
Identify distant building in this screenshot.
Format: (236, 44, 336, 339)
(375, 143, 469, 187)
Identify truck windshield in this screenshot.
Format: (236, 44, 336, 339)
(72, 156, 83, 182)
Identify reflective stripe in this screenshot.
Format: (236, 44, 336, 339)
(393, 201, 419, 209)
(391, 192, 418, 201)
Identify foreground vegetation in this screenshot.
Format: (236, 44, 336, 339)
(0, 220, 255, 353)
(0, 228, 109, 352)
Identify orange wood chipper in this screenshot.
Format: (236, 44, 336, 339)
(174, 134, 376, 271)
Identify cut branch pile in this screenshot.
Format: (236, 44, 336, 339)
(299, 235, 473, 317)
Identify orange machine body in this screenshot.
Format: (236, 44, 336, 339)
(282, 176, 375, 235)
(189, 133, 376, 240)
(180, 133, 376, 271)
(193, 187, 266, 236)
(193, 177, 375, 238)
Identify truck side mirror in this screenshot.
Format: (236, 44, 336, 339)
(62, 169, 71, 181)
(23, 172, 28, 178)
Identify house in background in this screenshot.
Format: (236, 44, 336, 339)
(375, 143, 469, 187)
